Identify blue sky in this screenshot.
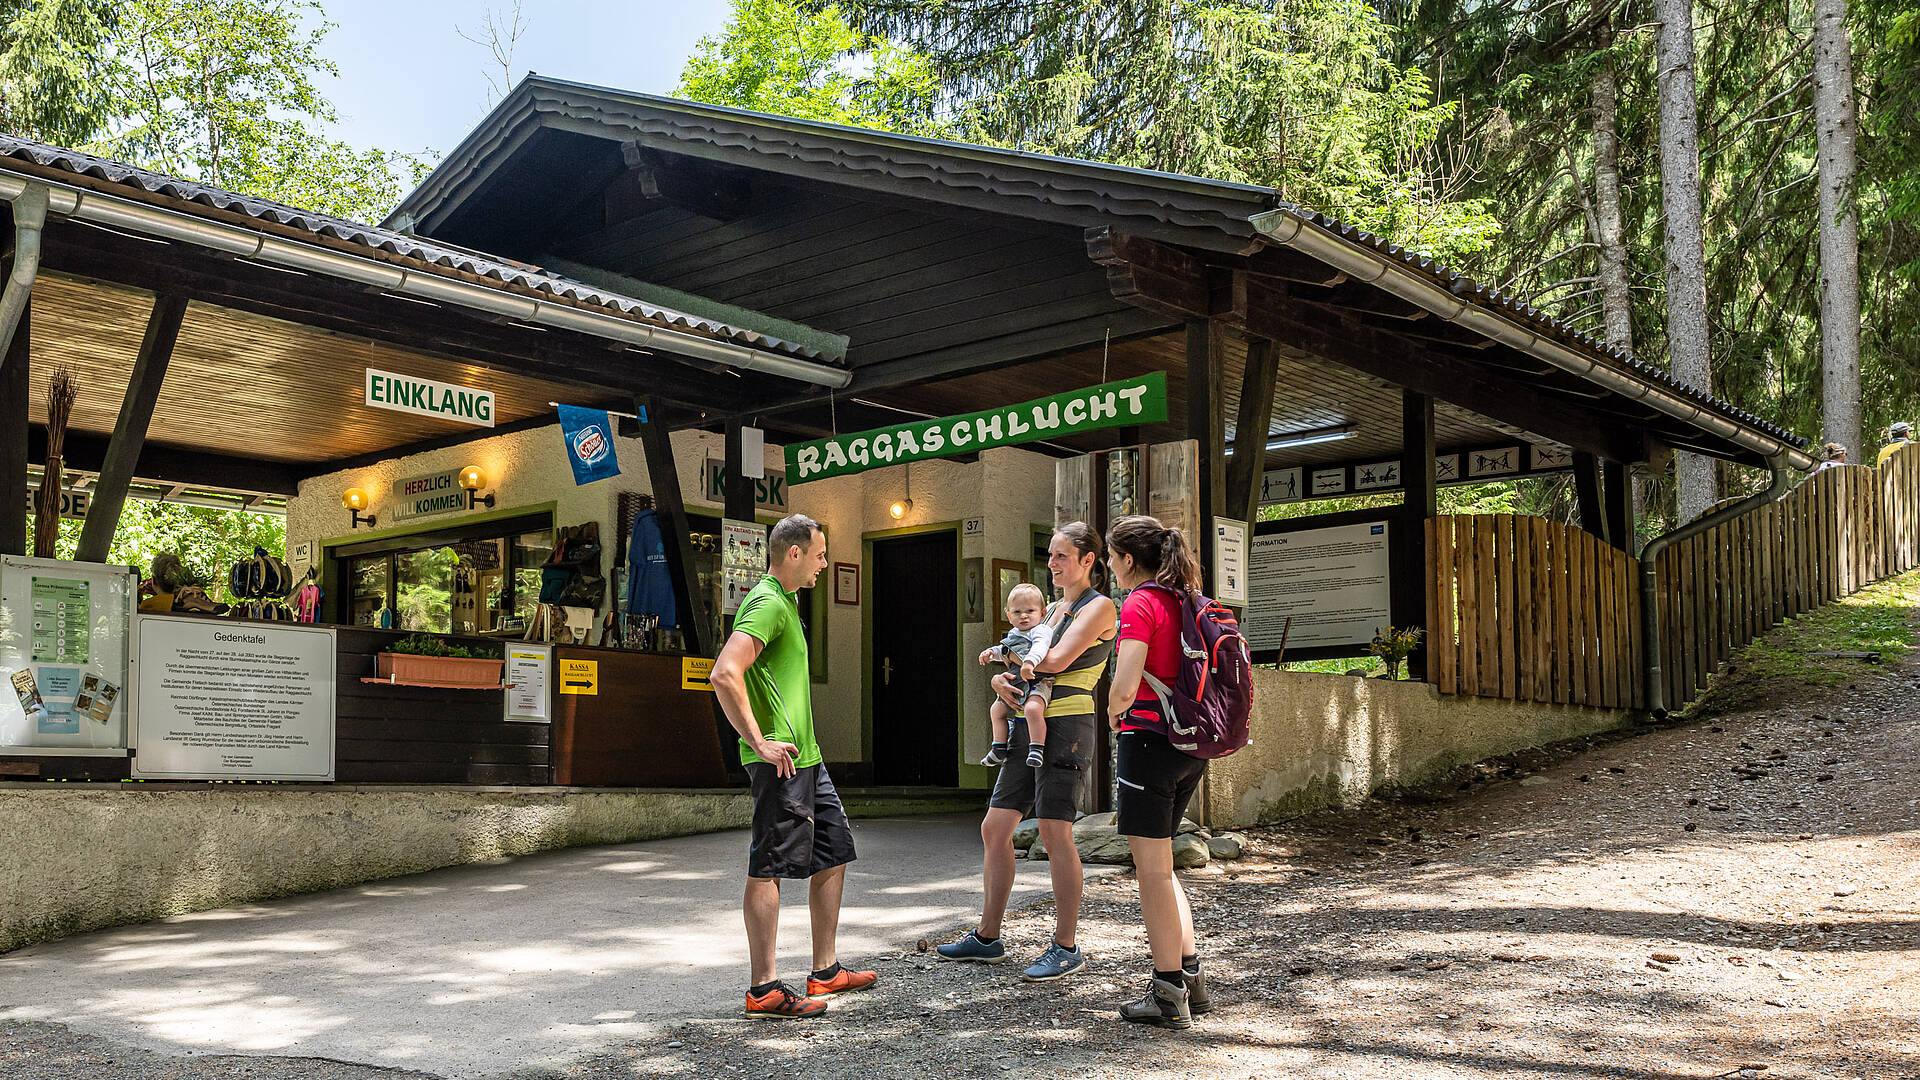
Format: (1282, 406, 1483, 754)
(313, 0, 738, 157)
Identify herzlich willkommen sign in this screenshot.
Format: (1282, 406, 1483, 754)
(785, 372, 1168, 485)
(365, 368, 495, 428)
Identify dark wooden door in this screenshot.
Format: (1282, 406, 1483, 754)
(871, 531, 957, 786)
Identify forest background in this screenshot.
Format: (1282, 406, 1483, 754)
(1, 0, 1914, 575)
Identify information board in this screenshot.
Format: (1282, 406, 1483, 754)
(130, 616, 336, 781)
(0, 556, 137, 754)
(1213, 518, 1248, 607)
(720, 518, 767, 616)
(505, 644, 551, 722)
(1245, 521, 1393, 651)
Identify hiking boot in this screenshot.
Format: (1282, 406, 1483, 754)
(1183, 968, 1211, 1015)
(1020, 941, 1086, 982)
(806, 965, 878, 996)
(744, 982, 827, 1019)
(1119, 977, 1193, 1029)
(936, 929, 1008, 963)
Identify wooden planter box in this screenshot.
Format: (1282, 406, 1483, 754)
(375, 652, 504, 689)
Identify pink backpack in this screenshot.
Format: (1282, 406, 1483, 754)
(1134, 582, 1254, 759)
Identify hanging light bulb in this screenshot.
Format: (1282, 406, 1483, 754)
(889, 462, 913, 519)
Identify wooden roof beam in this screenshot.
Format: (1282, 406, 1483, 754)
(1231, 276, 1648, 464)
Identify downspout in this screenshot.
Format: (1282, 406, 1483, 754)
(0, 181, 51, 373)
(1638, 450, 1797, 717)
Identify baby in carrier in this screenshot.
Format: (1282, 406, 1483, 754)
(977, 582, 1057, 768)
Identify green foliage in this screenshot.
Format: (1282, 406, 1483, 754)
(678, 0, 942, 132)
(820, 0, 1500, 260)
(0, 0, 119, 146)
(383, 633, 489, 659)
(26, 501, 285, 591)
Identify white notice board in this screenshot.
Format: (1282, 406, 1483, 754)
(505, 643, 551, 723)
(0, 556, 137, 755)
(130, 615, 336, 781)
(1212, 518, 1248, 607)
(1246, 521, 1393, 651)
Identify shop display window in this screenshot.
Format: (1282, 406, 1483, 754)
(328, 513, 553, 634)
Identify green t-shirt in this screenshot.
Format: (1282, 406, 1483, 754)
(731, 573, 822, 769)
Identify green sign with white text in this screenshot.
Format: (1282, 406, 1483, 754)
(786, 372, 1168, 485)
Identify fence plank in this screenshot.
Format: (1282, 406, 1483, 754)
(1549, 523, 1570, 702)
(1582, 530, 1603, 705)
(1532, 518, 1553, 703)
(1600, 536, 1620, 709)
(1691, 528, 1710, 706)
(1513, 515, 1535, 701)
(1618, 548, 1635, 708)
(1428, 518, 1455, 695)
(1458, 516, 1481, 697)
(1478, 515, 1501, 697)
(1497, 515, 1518, 698)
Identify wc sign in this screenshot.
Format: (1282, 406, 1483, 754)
(704, 459, 788, 512)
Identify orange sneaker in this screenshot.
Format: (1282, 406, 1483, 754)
(806, 964, 878, 997)
(744, 981, 828, 1019)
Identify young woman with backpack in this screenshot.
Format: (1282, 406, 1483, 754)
(1105, 514, 1213, 1029)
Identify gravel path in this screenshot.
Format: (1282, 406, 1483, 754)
(6, 612, 1917, 1079)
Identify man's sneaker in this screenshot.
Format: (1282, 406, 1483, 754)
(1118, 977, 1193, 1029)
(1183, 967, 1211, 1015)
(744, 982, 827, 1019)
(806, 965, 878, 996)
(936, 929, 1008, 963)
(1020, 941, 1086, 981)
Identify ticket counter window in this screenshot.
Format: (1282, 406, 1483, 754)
(330, 512, 553, 634)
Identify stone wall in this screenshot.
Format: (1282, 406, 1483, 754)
(1204, 669, 1634, 828)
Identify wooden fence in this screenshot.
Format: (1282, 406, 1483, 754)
(1426, 514, 1644, 710)
(1425, 445, 1920, 713)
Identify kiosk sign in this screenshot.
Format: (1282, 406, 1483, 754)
(786, 372, 1168, 485)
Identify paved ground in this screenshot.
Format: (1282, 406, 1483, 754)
(0, 814, 1097, 1077)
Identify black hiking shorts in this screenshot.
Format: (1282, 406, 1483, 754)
(745, 762, 857, 880)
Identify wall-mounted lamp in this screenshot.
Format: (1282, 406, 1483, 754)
(459, 464, 495, 510)
(888, 462, 913, 519)
(342, 488, 376, 529)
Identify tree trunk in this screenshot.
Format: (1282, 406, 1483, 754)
(1813, 0, 1862, 456)
(1654, 0, 1715, 522)
(1590, 12, 1634, 355)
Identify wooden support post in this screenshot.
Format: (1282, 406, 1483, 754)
(1398, 389, 1437, 678)
(75, 295, 186, 562)
(0, 304, 24, 557)
(636, 397, 711, 657)
(1222, 338, 1279, 526)
(1574, 451, 1609, 544)
(1603, 458, 1633, 551)
(1185, 319, 1227, 587)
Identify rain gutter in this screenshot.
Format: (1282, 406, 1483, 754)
(0, 180, 48, 373)
(0, 171, 851, 389)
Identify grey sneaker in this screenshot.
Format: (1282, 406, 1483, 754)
(1119, 977, 1193, 1029)
(936, 930, 1008, 963)
(1183, 967, 1211, 1015)
(1020, 941, 1086, 981)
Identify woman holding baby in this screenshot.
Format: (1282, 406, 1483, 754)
(936, 521, 1115, 982)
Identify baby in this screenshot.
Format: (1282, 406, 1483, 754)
(977, 583, 1055, 768)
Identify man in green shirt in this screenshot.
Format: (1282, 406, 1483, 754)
(711, 514, 875, 1019)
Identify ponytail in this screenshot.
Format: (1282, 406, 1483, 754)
(1106, 515, 1198, 593)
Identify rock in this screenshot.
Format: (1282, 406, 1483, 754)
(1650, 952, 1682, 963)
(1344, 668, 1368, 677)
(1172, 833, 1210, 868)
(1072, 812, 1118, 843)
(1646, 960, 1670, 971)
(1082, 836, 1135, 865)
(917, 939, 931, 953)
(1289, 965, 1315, 976)
(1013, 818, 1041, 849)
(1206, 833, 1245, 860)
(1425, 960, 1451, 971)
(1030, 835, 1048, 861)
(1684, 823, 1698, 831)
(1176, 817, 1204, 836)
(1833, 885, 1857, 897)
(1519, 775, 1553, 787)
(666, 1041, 683, 1049)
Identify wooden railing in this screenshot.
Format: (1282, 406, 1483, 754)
(1425, 446, 1920, 713)
(1426, 514, 1644, 710)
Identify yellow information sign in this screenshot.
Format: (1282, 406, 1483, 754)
(558, 658, 598, 695)
(681, 657, 715, 692)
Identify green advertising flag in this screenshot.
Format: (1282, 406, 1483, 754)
(786, 372, 1169, 485)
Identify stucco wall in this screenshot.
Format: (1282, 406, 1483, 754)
(285, 426, 1054, 777)
(1205, 669, 1634, 828)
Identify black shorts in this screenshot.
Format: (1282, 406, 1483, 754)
(1115, 729, 1208, 839)
(745, 762, 857, 880)
(988, 713, 1091, 820)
